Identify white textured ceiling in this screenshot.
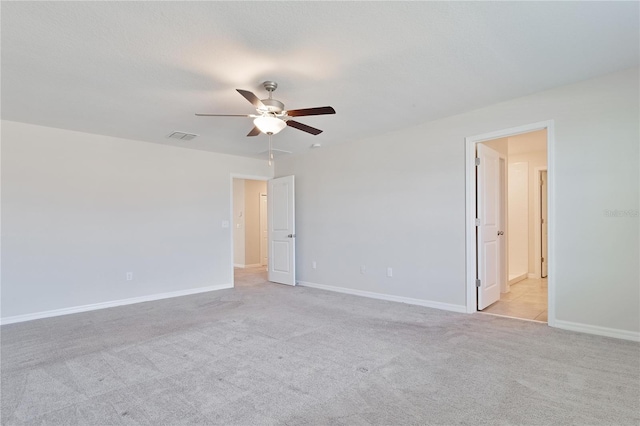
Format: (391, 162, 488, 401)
(2, 2, 638, 159)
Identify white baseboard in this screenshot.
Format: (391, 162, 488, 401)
(0, 283, 233, 326)
(234, 263, 262, 269)
(297, 281, 467, 313)
(508, 273, 527, 285)
(553, 319, 640, 342)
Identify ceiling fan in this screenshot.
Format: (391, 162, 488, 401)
(195, 81, 336, 137)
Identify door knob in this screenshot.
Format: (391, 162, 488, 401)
(497, 231, 504, 236)
(287, 234, 296, 238)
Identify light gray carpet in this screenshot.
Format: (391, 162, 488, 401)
(2, 268, 639, 425)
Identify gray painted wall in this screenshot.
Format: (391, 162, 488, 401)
(2, 69, 638, 337)
(276, 68, 639, 335)
(1, 121, 272, 318)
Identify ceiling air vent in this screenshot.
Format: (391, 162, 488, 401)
(168, 131, 198, 141)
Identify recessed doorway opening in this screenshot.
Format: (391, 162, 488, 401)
(230, 174, 296, 287)
(232, 179, 271, 287)
(231, 175, 269, 287)
(465, 121, 555, 325)
(233, 178, 268, 270)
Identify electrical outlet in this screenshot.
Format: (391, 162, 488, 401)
(126, 272, 133, 281)
(312, 261, 317, 269)
(387, 267, 393, 277)
(360, 265, 366, 274)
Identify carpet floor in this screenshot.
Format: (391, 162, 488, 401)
(2, 267, 639, 425)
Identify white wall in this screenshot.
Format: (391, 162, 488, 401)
(233, 179, 245, 266)
(507, 130, 548, 278)
(244, 180, 267, 266)
(509, 151, 548, 276)
(508, 162, 529, 280)
(1, 121, 272, 319)
(276, 68, 639, 336)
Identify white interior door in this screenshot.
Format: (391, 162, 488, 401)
(259, 193, 268, 267)
(541, 171, 548, 278)
(268, 176, 295, 285)
(477, 144, 501, 310)
(499, 157, 508, 293)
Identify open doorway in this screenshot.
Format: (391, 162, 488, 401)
(465, 121, 554, 325)
(233, 178, 268, 284)
(231, 174, 297, 287)
(480, 130, 548, 321)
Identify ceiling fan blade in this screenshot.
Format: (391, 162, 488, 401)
(285, 106, 336, 117)
(287, 120, 323, 135)
(236, 89, 265, 109)
(195, 113, 253, 117)
(247, 126, 261, 137)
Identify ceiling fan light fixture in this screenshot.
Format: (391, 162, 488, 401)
(253, 116, 286, 135)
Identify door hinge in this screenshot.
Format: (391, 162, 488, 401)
(475, 218, 480, 226)
(475, 158, 481, 166)
(541, 257, 545, 262)
(476, 279, 481, 288)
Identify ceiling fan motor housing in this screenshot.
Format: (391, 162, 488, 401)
(263, 81, 278, 92)
(260, 98, 284, 113)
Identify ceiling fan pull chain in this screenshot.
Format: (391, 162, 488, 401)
(268, 134, 273, 166)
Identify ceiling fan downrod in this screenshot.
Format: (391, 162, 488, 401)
(259, 81, 284, 114)
(263, 81, 277, 100)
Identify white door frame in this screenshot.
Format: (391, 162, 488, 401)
(533, 167, 548, 279)
(230, 173, 271, 287)
(465, 120, 556, 327)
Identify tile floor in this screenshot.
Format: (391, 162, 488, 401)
(234, 265, 268, 282)
(481, 277, 548, 322)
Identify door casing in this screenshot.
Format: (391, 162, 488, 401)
(465, 121, 556, 326)
(537, 169, 548, 278)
